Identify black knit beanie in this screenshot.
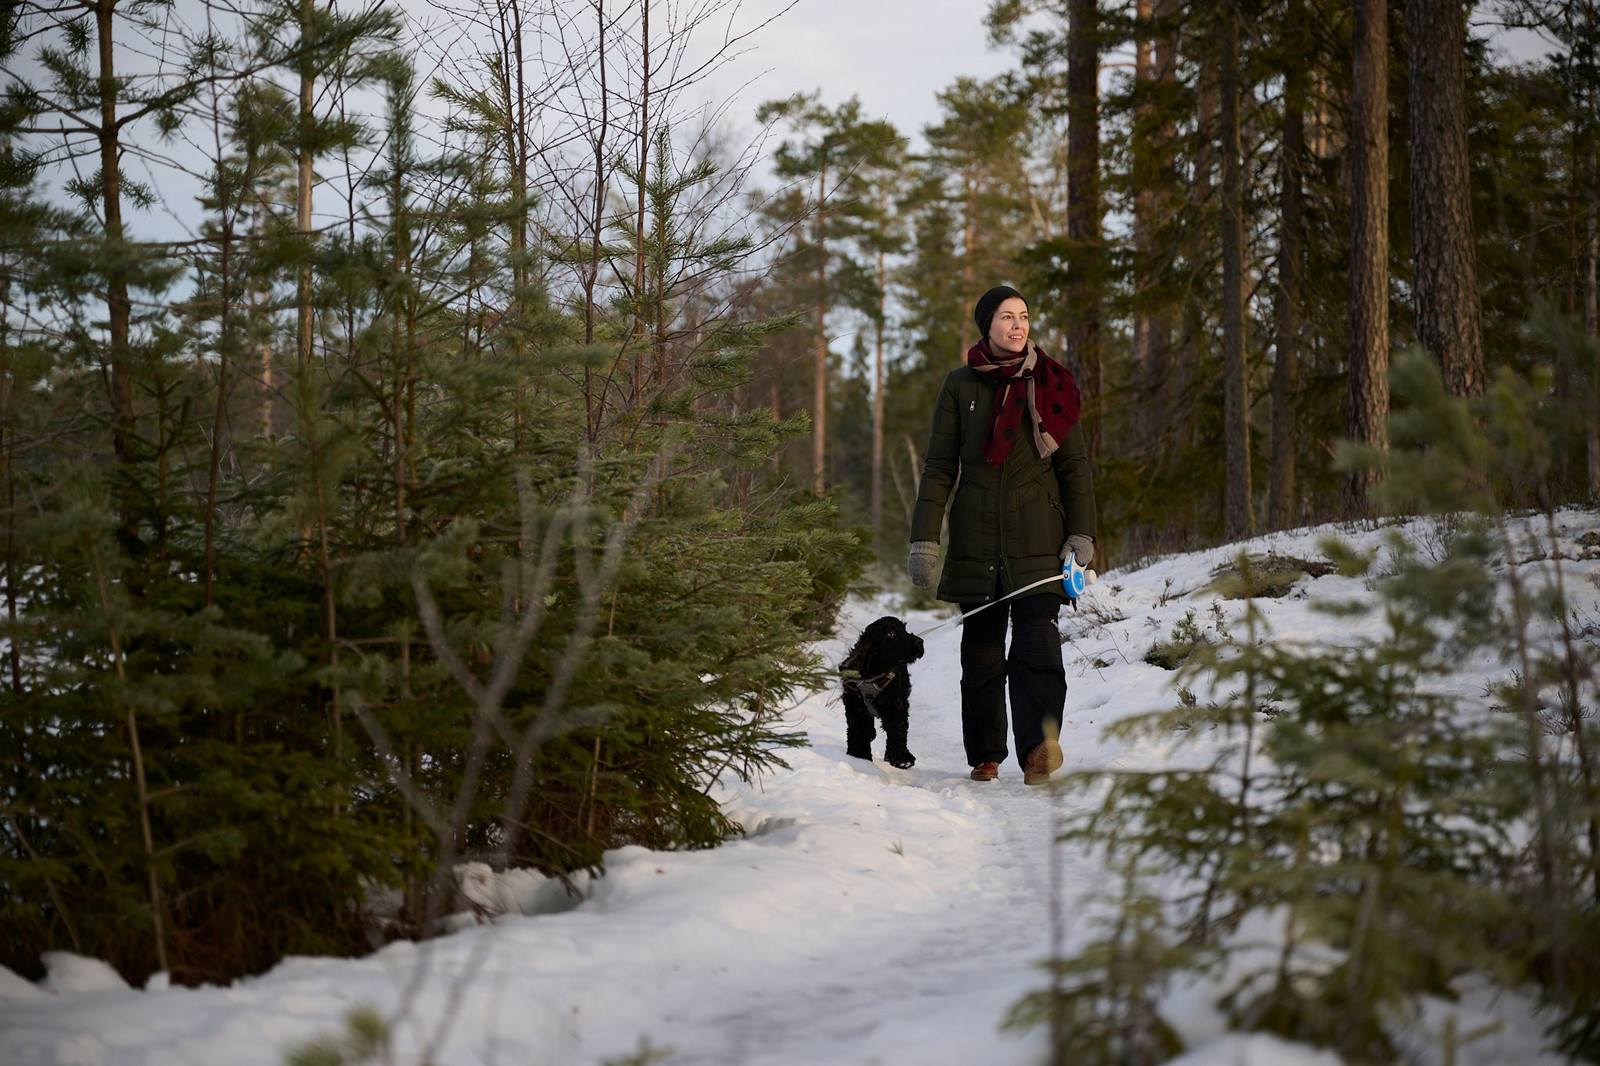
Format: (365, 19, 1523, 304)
(974, 285, 1026, 339)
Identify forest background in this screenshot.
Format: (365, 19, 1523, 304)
(2, 0, 1598, 1035)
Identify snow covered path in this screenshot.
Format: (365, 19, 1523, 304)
(0, 595, 1103, 1066)
(4, 517, 1592, 1066)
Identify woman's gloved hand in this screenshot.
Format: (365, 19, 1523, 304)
(1060, 534, 1095, 567)
(908, 541, 940, 588)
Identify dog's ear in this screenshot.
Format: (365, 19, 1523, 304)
(842, 618, 891, 673)
(840, 631, 873, 674)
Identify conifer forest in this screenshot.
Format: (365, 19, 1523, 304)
(2, 0, 1600, 1060)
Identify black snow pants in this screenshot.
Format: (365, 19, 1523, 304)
(958, 592, 1065, 769)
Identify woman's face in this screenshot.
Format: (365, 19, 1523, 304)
(988, 297, 1030, 355)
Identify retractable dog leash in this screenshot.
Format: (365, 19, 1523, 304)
(912, 557, 1097, 638)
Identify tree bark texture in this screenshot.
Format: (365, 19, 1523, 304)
(1132, 0, 1154, 421)
(1146, 0, 1180, 449)
(1346, 0, 1390, 517)
(813, 163, 828, 496)
(1583, 137, 1599, 499)
(1406, 0, 1484, 396)
(1180, 57, 1219, 459)
(1220, 2, 1253, 540)
(96, 0, 136, 538)
(1270, 34, 1306, 530)
(872, 249, 886, 539)
(297, 0, 315, 371)
(1067, 0, 1102, 458)
(1135, 0, 1177, 451)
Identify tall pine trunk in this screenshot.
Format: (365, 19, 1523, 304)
(296, 0, 315, 372)
(1134, 0, 1176, 453)
(872, 247, 886, 542)
(95, 0, 136, 538)
(1148, 0, 1180, 451)
(1406, 0, 1483, 395)
(1067, 0, 1101, 458)
(1132, 0, 1154, 429)
(813, 163, 828, 495)
(1220, 2, 1252, 539)
(636, 1, 651, 387)
(1585, 128, 1600, 498)
(1181, 62, 1219, 461)
(1346, 0, 1390, 517)
(584, 0, 608, 440)
(1270, 26, 1306, 530)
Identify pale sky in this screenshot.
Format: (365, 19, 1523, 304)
(689, 0, 1558, 154)
(687, 0, 1019, 149)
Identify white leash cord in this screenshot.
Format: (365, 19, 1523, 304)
(911, 571, 1072, 638)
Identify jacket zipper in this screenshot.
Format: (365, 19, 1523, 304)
(994, 389, 1010, 599)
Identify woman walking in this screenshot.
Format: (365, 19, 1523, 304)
(908, 285, 1097, 785)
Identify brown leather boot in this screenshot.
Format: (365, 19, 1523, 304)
(1023, 740, 1063, 786)
(969, 762, 1000, 781)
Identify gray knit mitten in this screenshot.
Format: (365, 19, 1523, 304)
(908, 541, 940, 588)
(1060, 534, 1095, 567)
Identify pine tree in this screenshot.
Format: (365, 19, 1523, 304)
(0, 0, 870, 987)
(1030, 347, 1600, 1063)
(755, 93, 903, 496)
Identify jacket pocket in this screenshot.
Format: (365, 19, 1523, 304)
(1009, 481, 1066, 558)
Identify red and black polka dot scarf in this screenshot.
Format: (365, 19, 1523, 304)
(966, 338, 1082, 467)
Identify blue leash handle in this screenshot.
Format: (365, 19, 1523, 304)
(913, 559, 1095, 638)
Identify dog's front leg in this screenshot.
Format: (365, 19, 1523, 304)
(881, 695, 915, 769)
(844, 693, 877, 761)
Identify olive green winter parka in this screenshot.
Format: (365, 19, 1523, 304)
(910, 362, 1096, 605)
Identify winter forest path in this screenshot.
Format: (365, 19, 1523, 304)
(673, 594, 1100, 1065)
(0, 595, 1115, 1066)
(11, 518, 1587, 1065)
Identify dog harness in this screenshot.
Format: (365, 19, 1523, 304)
(843, 670, 897, 709)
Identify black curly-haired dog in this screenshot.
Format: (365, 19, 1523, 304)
(840, 616, 925, 769)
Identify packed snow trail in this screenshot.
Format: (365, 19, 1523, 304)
(2, 518, 1587, 1066)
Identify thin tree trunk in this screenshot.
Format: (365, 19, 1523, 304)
(91, 539, 167, 974)
(96, 0, 136, 539)
(872, 248, 886, 541)
(393, 166, 408, 549)
(1586, 137, 1600, 499)
(1270, 29, 1305, 530)
(813, 163, 827, 496)
(1220, 1, 1251, 540)
(1132, 0, 1154, 420)
(962, 170, 975, 291)
(294, 0, 343, 776)
(585, 0, 608, 440)
(1406, 0, 1484, 395)
(1135, 0, 1177, 452)
(1346, 0, 1390, 518)
(504, 0, 529, 451)
(258, 288, 272, 438)
(204, 219, 232, 608)
(586, 1, 608, 341)
(3, 306, 18, 693)
(1067, 0, 1102, 458)
(1180, 59, 1219, 459)
(635, 0, 650, 387)
(296, 0, 315, 371)
(1146, 0, 1179, 449)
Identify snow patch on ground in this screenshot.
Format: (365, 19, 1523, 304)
(39, 953, 130, 995)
